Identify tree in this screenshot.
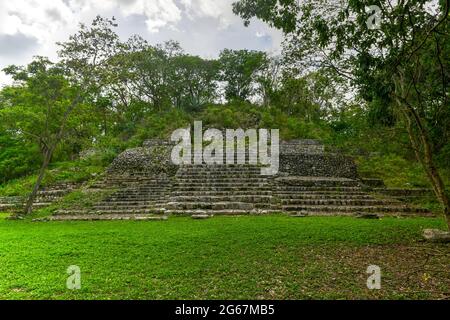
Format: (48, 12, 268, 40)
(170, 55, 219, 111)
(219, 49, 269, 102)
(2, 58, 83, 214)
(124, 40, 182, 112)
(233, 0, 450, 229)
(1, 16, 121, 215)
(254, 55, 283, 107)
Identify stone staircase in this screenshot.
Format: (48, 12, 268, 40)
(13, 138, 433, 221)
(276, 177, 432, 217)
(53, 174, 171, 220)
(166, 164, 277, 215)
(93, 176, 170, 214)
(0, 182, 80, 213)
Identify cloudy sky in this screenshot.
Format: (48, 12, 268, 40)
(0, 0, 282, 86)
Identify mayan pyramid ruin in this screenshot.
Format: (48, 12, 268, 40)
(41, 138, 432, 220)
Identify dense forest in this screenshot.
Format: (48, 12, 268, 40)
(0, 1, 449, 224)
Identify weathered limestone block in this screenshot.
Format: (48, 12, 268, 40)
(423, 229, 450, 243)
(107, 140, 177, 176)
(192, 214, 213, 219)
(280, 139, 325, 155)
(354, 212, 381, 219)
(361, 178, 386, 188)
(279, 153, 359, 179)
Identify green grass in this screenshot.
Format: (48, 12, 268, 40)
(0, 215, 448, 300)
(356, 154, 431, 188)
(30, 189, 117, 219)
(0, 159, 106, 197)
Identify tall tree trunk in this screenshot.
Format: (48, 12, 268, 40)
(23, 148, 53, 215)
(22, 93, 82, 216)
(403, 110, 450, 230)
(394, 76, 450, 230)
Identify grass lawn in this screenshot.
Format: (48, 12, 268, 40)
(0, 215, 448, 300)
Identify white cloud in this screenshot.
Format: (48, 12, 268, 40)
(115, 0, 182, 33)
(0, 0, 282, 86)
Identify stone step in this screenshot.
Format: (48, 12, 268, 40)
(277, 187, 363, 192)
(176, 171, 265, 177)
(177, 169, 263, 174)
(179, 164, 262, 168)
(170, 190, 273, 196)
(106, 197, 168, 202)
(104, 185, 170, 190)
(171, 195, 274, 202)
(175, 177, 267, 183)
(105, 179, 171, 183)
(107, 192, 168, 197)
(111, 184, 170, 188)
(173, 186, 272, 192)
(35, 197, 62, 202)
(279, 194, 374, 200)
(37, 189, 71, 195)
(173, 177, 269, 184)
(93, 205, 166, 210)
(282, 205, 431, 214)
(107, 190, 168, 195)
(167, 201, 255, 211)
(254, 203, 280, 209)
(371, 188, 432, 197)
(173, 182, 270, 188)
(177, 169, 263, 173)
(102, 180, 167, 184)
(106, 189, 168, 194)
(56, 208, 166, 215)
(50, 214, 168, 221)
(105, 178, 170, 182)
(167, 209, 278, 215)
(281, 199, 398, 206)
(0, 196, 23, 202)
(277, 181, 360, 187)
(0, 202, 56, 212)
(292, 211, 434, 217)
(107, 191, 168, 195)
(176, 171, 263, 175)
(33, 202, 54, 207)
(105, 175, 170, 180)
(106, 192, 168, 196)
(96, 200, 164, 206)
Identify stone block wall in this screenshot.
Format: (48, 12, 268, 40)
(108, 138, 358, 179)
(279, 153, 359, 179)
(280, 140, 325, 155)
(107, 139, 177, 176)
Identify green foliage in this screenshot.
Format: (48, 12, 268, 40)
(328, 105, 449, 188)
(199, 102, 330, 140)
(0, 134, 41, 183)
(356, 154, 431, 188)
(130, 109, 192, 146)
(170, 55, 219, 111)
(1, 58, 81, 144)
(31, 189, 116, 219)
(219, 49, 269, 101)
(0, 157, 108, 197)
(0, 175, 39, 197)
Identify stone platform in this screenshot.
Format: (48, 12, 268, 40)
(43, 139, 433, 220)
